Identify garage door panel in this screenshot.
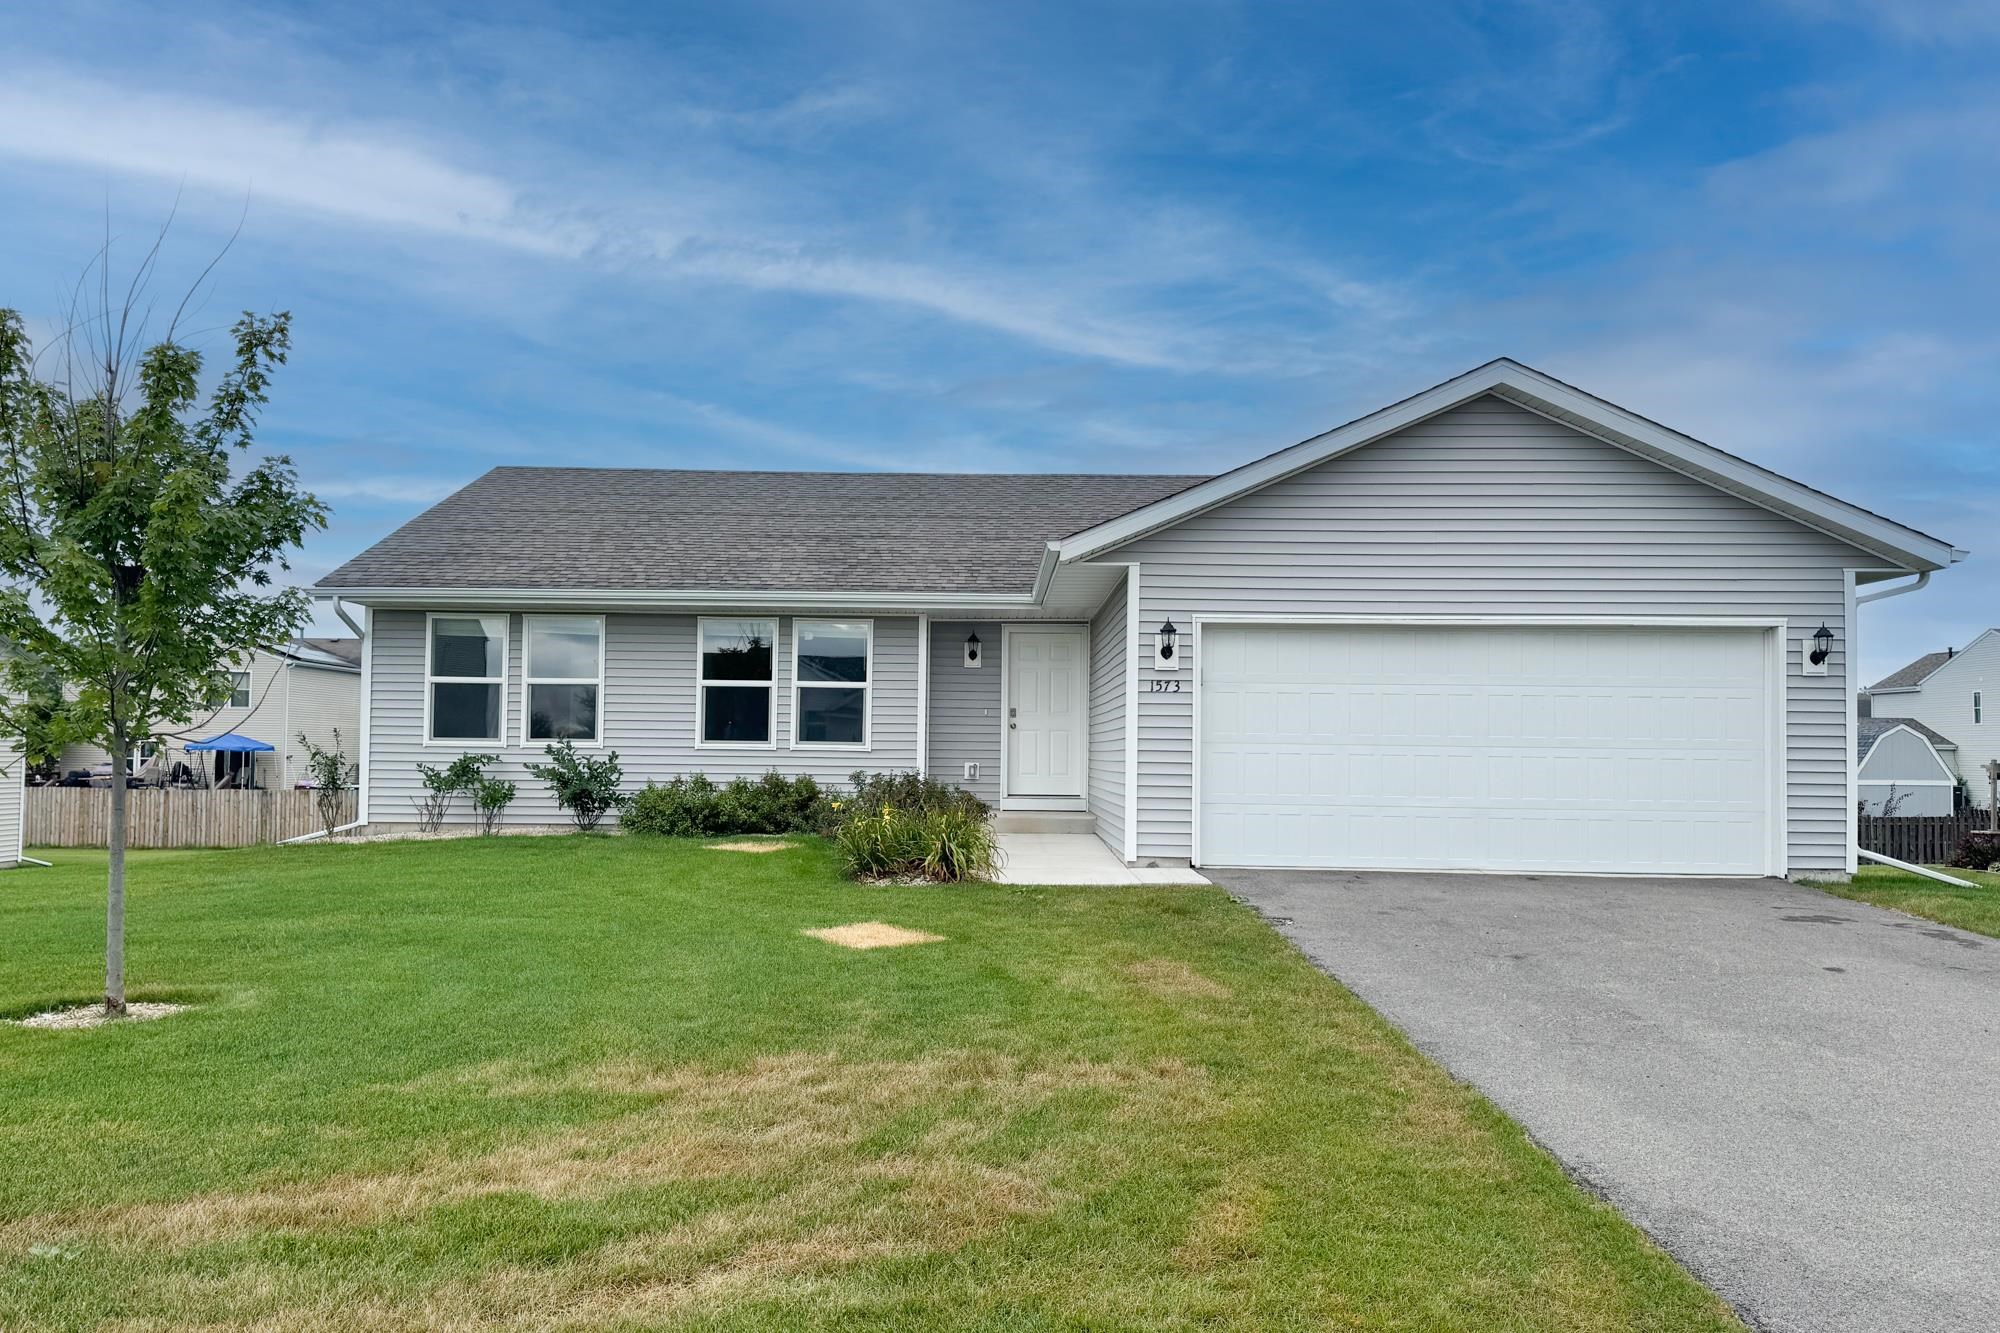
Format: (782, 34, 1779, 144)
(1200, 624, 1772, 874)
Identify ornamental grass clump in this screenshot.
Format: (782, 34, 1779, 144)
(833, 804, 1000, 883)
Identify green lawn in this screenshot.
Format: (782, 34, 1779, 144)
(1810, 863, 2000, 939)
(0, 838, 1739, 1332)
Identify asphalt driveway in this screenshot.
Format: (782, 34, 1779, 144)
(1217, 870, 2000, 1333)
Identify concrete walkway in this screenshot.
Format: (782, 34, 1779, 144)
(993, 834, 1208, 885)
(1217, 869, 2000, 1333)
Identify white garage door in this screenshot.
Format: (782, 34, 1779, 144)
(1199, 623, 1775, 875)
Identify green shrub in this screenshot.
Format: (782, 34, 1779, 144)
(621, 771, 828, 837)
(716, 771, 826, 833)
(412, 752, 495, 832)
(622, 774, 724, 837)
(833, 804, 1000, 883)
(524, 740, 627, 831)
(1949, 832, 2000, 871)
(471, 775, 517, 835)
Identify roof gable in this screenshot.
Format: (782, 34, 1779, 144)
(1057, 359, 1964, 572)
(1858, 718, 1959, 767)
(1869, 629, 2000, 693)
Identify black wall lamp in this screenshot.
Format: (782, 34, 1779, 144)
(1809, 623, 1834, 666)
(964, 633, 982, 667)
(1158, 619, 1178, 662)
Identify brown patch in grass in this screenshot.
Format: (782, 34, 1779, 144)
(705, 839, 794, 853)
(1126, 957, 1232, 1001)
(4, 1051, 1211, 1269)
(1173, 1174, 1267, 1271)
(804, 921, 944, 950)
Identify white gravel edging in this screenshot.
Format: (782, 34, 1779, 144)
(12, 1002, 188, 1030)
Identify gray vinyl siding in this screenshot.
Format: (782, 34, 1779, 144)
(927, 622, 1003, 804)
(1100, 395, 1875, 875)
(367, 611, 920, 825)
(1857, 727, 1956, 815)
(280, 665, 363, 786)
(1087, 578, 1128, 858)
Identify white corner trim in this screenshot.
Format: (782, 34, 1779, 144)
(1123, 564, 1140, 864)
(1054, 359, 1962, 573)
(916, 614, 930, 777)
(357, 604, 373, 825)
(1845, 569, 1858, 877)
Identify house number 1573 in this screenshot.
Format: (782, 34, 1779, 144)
(1147, 679, 1183, 693)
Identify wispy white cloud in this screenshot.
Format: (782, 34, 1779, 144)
(0, 72, 589, 256)
(307, 476, 469, 504)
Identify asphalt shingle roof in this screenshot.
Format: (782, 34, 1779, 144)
(316, 468, 1206, 594)
(1870, 651, 1954, 691)
(1857, 716, 1958, 762)
(293, 637, 362, 667)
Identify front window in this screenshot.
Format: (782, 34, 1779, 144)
(428, 614, 506, 742)
(525, 615, 603, 743)
(794, 620, 871, 747)
(227, 671, 251, 709)
(1977, 691, 1984, 725)
(699, 618, 774, 745)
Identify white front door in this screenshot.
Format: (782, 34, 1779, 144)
(1006, 627, 1086, 797)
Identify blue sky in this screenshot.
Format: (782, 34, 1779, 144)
(1, 0, 1993, 677)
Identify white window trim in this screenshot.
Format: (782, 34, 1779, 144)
(127, 740, 161, 776)
(696, 615, 778, 750)
(1976, 691, 1983, 725)
(423, 611, 508, 747)
(791, 618, 873, 751)
(227, 670, 252, 710)
(521, 614, 606, 748)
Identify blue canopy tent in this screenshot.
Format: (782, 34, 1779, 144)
(186, 733, 274, 790)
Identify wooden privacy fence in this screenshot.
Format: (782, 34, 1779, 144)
(26, 787, 358, 849)
(1857, 812, 1989, 865)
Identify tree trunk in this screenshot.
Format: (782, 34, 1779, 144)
(106, 729, 127, 1017)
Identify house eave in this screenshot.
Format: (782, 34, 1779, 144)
(1054, 358, 1964, 574)
(312, 586, 1049, 613)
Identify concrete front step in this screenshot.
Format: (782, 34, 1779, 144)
(993, 810, 1097, 835)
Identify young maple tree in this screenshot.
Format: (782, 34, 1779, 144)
(0, 248, 326, 1015)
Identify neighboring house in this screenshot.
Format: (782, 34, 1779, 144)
(1868, 631, 2000, 807)
(1856, 718, 1959, 815)
(56, 638, 362, 788)
(0, 725, 23, 866)
(315, 359, 1965, 879)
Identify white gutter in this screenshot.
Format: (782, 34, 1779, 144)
(314, 586, 1048, 611)
(1857, 571, 1930, 605)
(1856, 848, 1978, 888)
(19, 855, 51, 867)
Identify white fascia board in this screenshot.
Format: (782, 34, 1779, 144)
(1055, 358, 1964, 573)
(315, 586, 1046, 612)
